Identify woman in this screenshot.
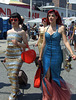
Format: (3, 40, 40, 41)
(35, 18, 47, 54)
(39, 9, 76, 100)
(71, 22, 76, 52)
(4, 12, 28, 100)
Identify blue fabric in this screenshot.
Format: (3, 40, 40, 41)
(42, 25, 63, 86)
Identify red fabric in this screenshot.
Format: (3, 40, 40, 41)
(42, 78, 71, 100)
(47, 9, 62, 25)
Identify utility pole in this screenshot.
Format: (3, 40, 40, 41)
(66, 0, 70, 18)
(30, 0, 32, 19)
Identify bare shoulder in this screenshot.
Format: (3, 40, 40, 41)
(21, 29, 27, 34)
(7, 29, 13, 34)
(45, 25, 49, 31)
(58, 25, 65, 34)
(58, 25, 65, 30)
(74, 26, 76, 30)
(21, 29, 27, 37)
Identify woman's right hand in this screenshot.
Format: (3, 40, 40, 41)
(3, 58, 7, 63)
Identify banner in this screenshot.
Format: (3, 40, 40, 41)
(69, 0, 76, 4)
(0, 0, 10, 4)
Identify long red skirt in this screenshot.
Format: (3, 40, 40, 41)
(42, 78, 71, 100)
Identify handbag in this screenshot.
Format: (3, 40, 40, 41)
(21, 44, 36, 64)
(34, 60, 43, 88)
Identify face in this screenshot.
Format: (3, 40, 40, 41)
(48, 12, 57, 24)
(42, 19, 47, 26)
(10, 18, 19, 27)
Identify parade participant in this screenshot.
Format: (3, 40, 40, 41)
(39, 9, 76, 100)
(4, 12, 28, 100)
(35, 18, 47, 54)
(71, 22, 76, 52)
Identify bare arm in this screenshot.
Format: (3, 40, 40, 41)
(39, 29, 46, 60)
(62, 26, 76, 59)
(17, 31, 28, 48)
(35, 35, 40, 46)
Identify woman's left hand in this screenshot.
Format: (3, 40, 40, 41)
(12, 39, 18, 46)
(71, 54, 76, 60)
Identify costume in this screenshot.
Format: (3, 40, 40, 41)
(38, 27, 44, 54)
(42, 25, 71, 100)
(5, 32, 23, 96)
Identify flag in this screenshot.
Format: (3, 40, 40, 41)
(69, 0, 76, 4)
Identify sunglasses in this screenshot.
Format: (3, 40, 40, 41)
(10, 18, 18, 22)
(42, 20, 46, 22)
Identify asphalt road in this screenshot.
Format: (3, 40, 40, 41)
(0, 39, 76, 100)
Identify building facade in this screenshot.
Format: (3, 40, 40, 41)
(20, 0, 76, 10)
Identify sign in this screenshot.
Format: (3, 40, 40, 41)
(0, 7, 11, 17)
(0, 0, 10, 4)
(69, 0, 76, 4)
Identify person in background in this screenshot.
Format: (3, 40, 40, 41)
(20, 16, 29, 41)
(35, 18, 47, 54)
(39, 9, 76, 100)
(4, 12, 28, 100)
(68, 21, 74, 45)
(71, 21, 76, 52)
(26, 23, 30, 38)
(32, 23, 38, 40)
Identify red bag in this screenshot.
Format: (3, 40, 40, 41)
(34, 60, 43, 88)
(21, 44, 36, 64)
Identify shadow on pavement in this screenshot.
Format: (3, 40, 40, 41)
(71, 94, 76, 100)
(18, 93, 42, 100)
(19, 83, 31, 90)
(0, 56, 5, 59)
(0, 82, 11, 89)
(19, 83, 31, 94)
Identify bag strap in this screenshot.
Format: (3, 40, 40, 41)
(23, 43, 30, 52)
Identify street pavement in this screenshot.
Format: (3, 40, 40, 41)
(0, 39, 76, 100)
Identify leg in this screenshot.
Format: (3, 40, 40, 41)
(42, 67, 52, 100)
(6, 59, 22, 100)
